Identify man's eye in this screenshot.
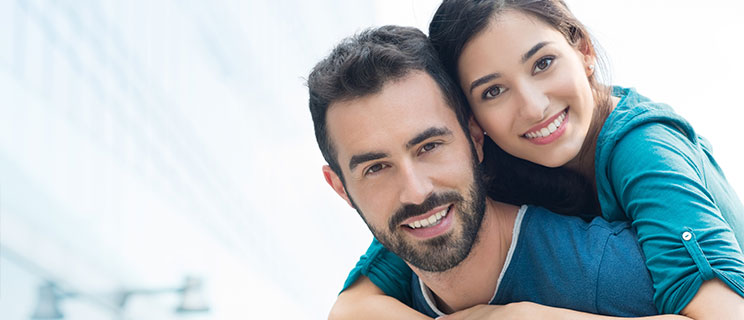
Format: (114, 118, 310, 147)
(482, 86, 505, 100)
(534, 56, 554, 73)
(364, 163, 387, 175)
(420, 142, 440, 154)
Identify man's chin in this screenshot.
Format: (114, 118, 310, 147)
(389, 234, 471, 273)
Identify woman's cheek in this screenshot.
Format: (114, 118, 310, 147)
(476, 107, 508, 137)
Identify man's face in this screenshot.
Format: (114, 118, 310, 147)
(323, 71, 486, 272)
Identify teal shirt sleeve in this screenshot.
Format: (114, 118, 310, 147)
(340, 237, 413, 305)
(606, 122, 744, 313)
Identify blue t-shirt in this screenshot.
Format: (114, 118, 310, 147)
(595, 87, 744, 313)
(410, 205, 657, 317)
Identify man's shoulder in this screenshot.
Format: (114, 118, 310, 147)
(517, 205, 638, 267)
(498, 205, 655, 316)
(523, 205, 631, 234)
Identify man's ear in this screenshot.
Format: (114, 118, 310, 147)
(468, 117, 485, 163)
(323, 165, 353, 207)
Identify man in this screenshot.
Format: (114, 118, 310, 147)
(307, 26, 680, 318)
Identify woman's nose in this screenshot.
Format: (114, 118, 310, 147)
(516, 83, 550, 121)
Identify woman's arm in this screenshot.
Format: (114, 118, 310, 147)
(329, 278, 699, 320)
(438, 302, 691, 320)
(330, 238, 424, 319)
(328, 280, 744, 320)
(680, 278, 744, 320)
(603, 122, 744, 313)
(329, 276, 431, 320)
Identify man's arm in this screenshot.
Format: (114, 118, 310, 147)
(328, 276, 431, 320)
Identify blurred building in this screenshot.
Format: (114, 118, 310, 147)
(0, 0, 380, 319)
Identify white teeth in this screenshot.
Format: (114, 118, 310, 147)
(407, 208, 449, 229)
(524, 110, 567, 139)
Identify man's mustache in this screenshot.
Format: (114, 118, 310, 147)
(388, 191, 463, 232)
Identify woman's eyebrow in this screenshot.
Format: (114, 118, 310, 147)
(468, 41, 552, 95)
(522, 41, 551, 63)
(469, 73, 500, 95)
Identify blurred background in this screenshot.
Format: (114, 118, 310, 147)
(1, 0, 742, 319)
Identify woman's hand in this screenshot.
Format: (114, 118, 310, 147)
(436, 302, 537, 320)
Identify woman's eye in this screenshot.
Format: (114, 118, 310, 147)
(482, 86, 505, 100)
(365, 163, 387, 175)
(534, 57, 554, 73)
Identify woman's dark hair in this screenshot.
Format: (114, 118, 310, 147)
(429, 0, 612, 217)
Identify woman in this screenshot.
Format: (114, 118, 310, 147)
(330, 0, 744, 318)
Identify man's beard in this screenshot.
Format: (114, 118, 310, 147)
(351, 161, 487, 273)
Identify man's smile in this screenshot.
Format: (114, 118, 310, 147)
(400, 204, 454, 239)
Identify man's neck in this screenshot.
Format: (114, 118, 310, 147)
(412, 199, 520, 313)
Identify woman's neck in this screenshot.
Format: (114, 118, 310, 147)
(563, 93, 621, 211)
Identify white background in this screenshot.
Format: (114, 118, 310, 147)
(1, 1, 742, 319)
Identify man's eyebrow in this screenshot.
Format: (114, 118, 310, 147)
(349, 152, 387, 172)
(406, 127, 453, 150)
(347, 127, 452, 172)
(521, 41, 550, 63)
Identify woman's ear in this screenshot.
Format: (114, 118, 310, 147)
(468, 117, 485, 163)
(323, 165, 353, 207)
(578, 38, 596, 76)
(577, 35, 594, 56)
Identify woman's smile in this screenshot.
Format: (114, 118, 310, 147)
(522, 108, 568, 144)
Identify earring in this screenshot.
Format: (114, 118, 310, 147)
(588, 64, 595, 72)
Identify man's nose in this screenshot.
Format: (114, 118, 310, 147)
(398, 161, 433, 205)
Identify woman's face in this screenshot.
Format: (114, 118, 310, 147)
(457, 10, 596, 168)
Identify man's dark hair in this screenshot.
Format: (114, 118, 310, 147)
(307, 25, 471, 180)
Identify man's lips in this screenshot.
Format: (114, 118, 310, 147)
(400, 204, 452, 229)
(401, 204, 454, 239)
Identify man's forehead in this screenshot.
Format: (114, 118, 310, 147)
(326, 71, 462, 164)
